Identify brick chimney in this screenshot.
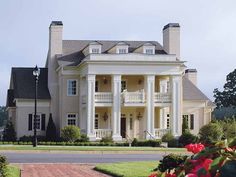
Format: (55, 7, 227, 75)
(49, 21, 63, 57)
(163, 23, 180, 59)
(185, 69, 197, 86)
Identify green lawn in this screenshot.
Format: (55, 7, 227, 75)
(6, 165, 20, 177)
(0, 145, 186, 152)
(95, 161, 157, 177)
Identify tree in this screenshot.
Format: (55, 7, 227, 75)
(199, 123, 223, 145)
(182, 116, 189, 134)
(46, 113, 57, 141)
(214, 69, 236, 108)
(61, 125, 80, 142)
(0, 106, 7, 127)
(3, 121, 16, 141)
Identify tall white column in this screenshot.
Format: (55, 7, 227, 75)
(145, 75, 155, 139)
(112, 75, 122, 141)
(170, 75, 182, 136)
(86, 74, 96, 141)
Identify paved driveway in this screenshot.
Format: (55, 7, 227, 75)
(20, 164, 111, 177)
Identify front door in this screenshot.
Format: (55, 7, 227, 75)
(121, 114, 126, 138)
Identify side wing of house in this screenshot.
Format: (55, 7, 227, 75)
(6, 68, 51, 139)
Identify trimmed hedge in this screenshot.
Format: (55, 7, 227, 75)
(0, 155, 7, 177)
(131, 138, 161, 147)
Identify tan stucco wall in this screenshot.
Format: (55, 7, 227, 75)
(58, 74, 80, 129)
(121, 76, 144, 91)
(15, 99, 50, 139)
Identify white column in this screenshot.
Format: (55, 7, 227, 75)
(112, 75, 122, 141)
(170, 75, 182, 137)
(145, 75, 155, 139)
(160, 108, 165, 129)
(86, 74, 96, 141)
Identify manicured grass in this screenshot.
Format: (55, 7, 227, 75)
(6, 165, 20, 177)
(0, 145, 186, 152)
(95, 161, 157, 177)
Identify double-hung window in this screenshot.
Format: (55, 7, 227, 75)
(118, 48, 127, 54)
(91, 48, 100, 54)
(28, 114, 46, 131)
(67, 114, 77, 126)
(67, 80, 77, 96)
(145, 49, 154, 54)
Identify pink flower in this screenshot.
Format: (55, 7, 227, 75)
(186, 174, 198, 177)
(185, 143, 205, 154)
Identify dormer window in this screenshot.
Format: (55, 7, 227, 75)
(118, 48, 127, 54)
(145, 49, 154, 55)
(91, 48, 100, 54)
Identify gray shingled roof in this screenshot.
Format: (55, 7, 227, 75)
(8, 68, 51, 102)
(183, 76, 210, 101)
(58, 40, 167, 66)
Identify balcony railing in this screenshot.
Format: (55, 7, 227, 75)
(154, 128, 170, 139)
(94, 129, 112, 139)
(122, 90, 145, 103)
(94, 92, 113, 103)
(154, 92, 171, 103)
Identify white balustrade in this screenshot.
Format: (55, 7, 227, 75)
(154, 92, 171, 103)
(154, 128, 170, 139)
(122, 90, 145, 103)
(94, 92, 113, 103)
(94, 129, 112, 139)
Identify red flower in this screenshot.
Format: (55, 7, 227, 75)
(165, 173, 177, 177)
(185, 143, 205, 154)
(148, 173, 157, 177)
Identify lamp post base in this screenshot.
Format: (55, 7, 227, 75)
(33, 137, 37, 147)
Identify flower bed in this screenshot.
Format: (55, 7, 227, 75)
(150, 140, 236, 177)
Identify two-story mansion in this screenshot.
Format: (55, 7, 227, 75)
(6, 21, 214, 141)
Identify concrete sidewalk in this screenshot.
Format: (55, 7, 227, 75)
(20, 164, 111, 177)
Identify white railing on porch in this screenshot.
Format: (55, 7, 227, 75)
(94, 92, 113, 103)
(94, 129, 112, 139)
(122, 90, 145, 103)
(154, 92, 171, 103)
(154, 128, 170, 138)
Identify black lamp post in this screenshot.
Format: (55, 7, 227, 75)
(33, 65, 40, 147)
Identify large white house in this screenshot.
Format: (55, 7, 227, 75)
(6, 21, 214, 141)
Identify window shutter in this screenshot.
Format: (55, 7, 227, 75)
(41, 114, 46, 131)
(190, 114, 194, 130)
(28, 114, 32, 131)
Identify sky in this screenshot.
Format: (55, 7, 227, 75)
(0, 0, 236, 105)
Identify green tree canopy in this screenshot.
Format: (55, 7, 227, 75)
(46, 113, 57, 141)
(3, 121, 16, 141)
(0, 106, 7, 127)
(214, 69, 236, 108)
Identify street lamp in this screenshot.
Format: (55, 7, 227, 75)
(33, 65, 40, 147)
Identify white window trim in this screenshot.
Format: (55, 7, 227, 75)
(91, 48, 101, 54)
(31, 114, 41, 131)
(67, 113, 78, 126)
(67, 79, 78, 96)
(182, 114, 195, 130)
(145, 48, 154, 55)
(118, 48, 127, 54)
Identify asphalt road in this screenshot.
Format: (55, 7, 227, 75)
(1, 152, 163, 163)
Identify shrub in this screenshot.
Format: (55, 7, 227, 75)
(131, 138, 161, 147)
(161, 132, 178, 147)
(178, 131, 198, 147)
(157, 153, 188, 173)
(61, 126, 80, 142)
(100, 136, 113, 143)
(46, 113, 57, 141)
(3, 121, 16, 142)
(76, 134, 89, 142)
(0, 155, 7, 177)
(199, 123, 223, 145)
(131, 138, 138, 146)
(19, 135, 32, 142)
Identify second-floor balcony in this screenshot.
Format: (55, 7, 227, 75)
(122, 90, 145, 104)
(154, 92, 171, 103)
(95, 92, 113, 103)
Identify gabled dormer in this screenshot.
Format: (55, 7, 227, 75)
(82, 41, 102, 56)
(107, 42, 129, 54)
(134, 42, 156, 54)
